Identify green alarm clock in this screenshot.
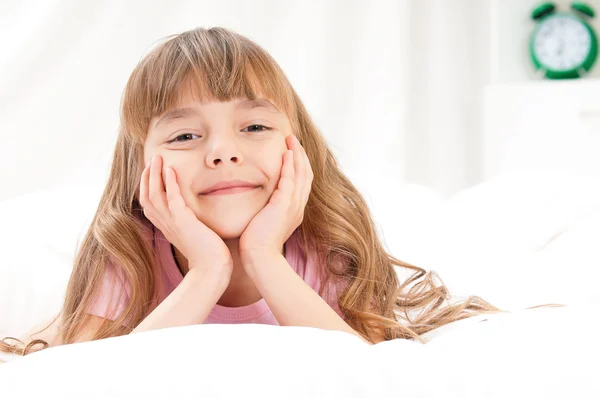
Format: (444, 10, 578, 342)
(530, 2, 598, 79)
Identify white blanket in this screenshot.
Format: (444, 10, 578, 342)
(1, 304, 597, 397)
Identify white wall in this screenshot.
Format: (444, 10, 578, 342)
(483, 78, 600, 180)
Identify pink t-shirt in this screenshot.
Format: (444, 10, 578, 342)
(88, 217, 344, 326)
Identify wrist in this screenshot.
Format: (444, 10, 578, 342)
(240, 248, 284, 277)
(187, 266, 231, 289)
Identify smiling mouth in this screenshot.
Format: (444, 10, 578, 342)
(201, 186, 260, 196)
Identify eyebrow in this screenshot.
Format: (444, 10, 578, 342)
(153, 108, 199, 129)
(153, 99, 281, 129)
(236, 98, 281, 114)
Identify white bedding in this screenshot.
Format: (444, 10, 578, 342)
(1, 170, 599, 396)
(0, 304, 597, 397)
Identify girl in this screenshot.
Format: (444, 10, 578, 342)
(1, 26, 505, 356)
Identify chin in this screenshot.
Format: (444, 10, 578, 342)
(211, 223, 247, 240)
(202, 215, 255, 241)
(190, 195, 269, 240)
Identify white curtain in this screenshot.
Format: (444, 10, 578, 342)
(0, 0, 491, 201)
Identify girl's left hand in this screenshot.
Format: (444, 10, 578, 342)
(239, 134, 313, 265)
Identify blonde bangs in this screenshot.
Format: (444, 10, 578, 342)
(121, 29, 294, 143)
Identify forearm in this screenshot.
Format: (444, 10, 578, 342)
(132, 268, 227, 334)
(244, 251, 371, 344)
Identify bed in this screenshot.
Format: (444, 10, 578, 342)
(0, 167, 598, 396)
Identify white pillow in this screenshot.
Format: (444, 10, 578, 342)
(346, 171, 447, 269)
(411, 170, 600, 310)
(442, 170, 600, 251)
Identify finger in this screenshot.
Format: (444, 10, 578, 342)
(139, 160, 153, 217)
(164, 167, 187, 213)
(288, 136, 306, 215)
(281, 149, 295, 189)
(293, 136, 313, 205)
(304, 154, 314, 204)
(273, 150, 294, 205)
(148, 155, 169, 215)
(165, 167, 194, 229)
(291, 136, 304, 195)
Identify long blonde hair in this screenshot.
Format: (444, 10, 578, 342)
(2, 26, 526, 356)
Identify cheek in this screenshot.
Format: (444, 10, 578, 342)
(256, 147, 285, 188)
(264, 155, 283, 181)
(161, 155, 197, 192)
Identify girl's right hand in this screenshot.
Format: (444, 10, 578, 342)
(139, 154, 233, 280)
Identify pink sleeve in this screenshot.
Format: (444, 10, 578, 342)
(87, 260, 131, 322)
(322, 280, 346, 320)
(303, 251, 347, 320)
(87, 215, 153, 324)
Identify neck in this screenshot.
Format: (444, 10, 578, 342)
(172, 239, 283, 307)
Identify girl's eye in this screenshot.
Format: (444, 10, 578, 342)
(169, 133, 201, 143)
(242, 124, 272, 133)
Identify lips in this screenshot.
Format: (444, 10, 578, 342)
(200, 180, 260, 195)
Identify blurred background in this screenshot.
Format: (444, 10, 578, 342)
(2, 0, 599, 201)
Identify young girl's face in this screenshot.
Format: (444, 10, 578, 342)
(144, 92, 292, 240)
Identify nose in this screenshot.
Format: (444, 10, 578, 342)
(205, 135, 243, 168)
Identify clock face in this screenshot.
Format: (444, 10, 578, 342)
(533, 15, 592, 71)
